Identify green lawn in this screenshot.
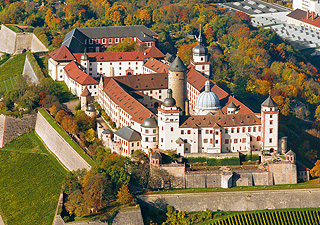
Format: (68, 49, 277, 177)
(0, 132, 67, 225)
(55, 81, 78, 103)
(0, 53, 26, 81)
(38, 108, 96, 167)
(4, 24, 22, 33)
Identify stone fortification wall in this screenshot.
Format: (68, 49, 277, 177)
(22, 54, 39, 84)
(185, 172, 221, 188)
(112, 207, 144, 225)
(35, 112, 91, 171)
(269, 162, 297, 184)
(233, 170, 271, 186)
(0, 25, 16, 54)
(0, 25, 48, 54)
(138, 188, 320, 212)
(2, 113, 37, 146)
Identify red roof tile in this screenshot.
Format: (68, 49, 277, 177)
(64, 61, 98, 85)
(103, 78, 155, 123)
(144, 58, 169, 73)
(49, 46, 76, 61)
(287, 9, 320, 28)
(143, 46, 165, 58)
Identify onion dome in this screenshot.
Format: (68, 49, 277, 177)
(141, 116, 157, 128)
(195, 80, 220, 110)
(168, 56, 188, 72)
(81, 53, 88, 61)
(163, 89, 176, 107)
(192, 28, 208, 56)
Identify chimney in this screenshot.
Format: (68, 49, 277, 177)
(312, 11, 315, 21)
(185, 99, 190, 116)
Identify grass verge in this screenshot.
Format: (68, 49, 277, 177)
(0, 131, 66, 225)
(0, 53, 26, 81)
(38, 108, 95, 167)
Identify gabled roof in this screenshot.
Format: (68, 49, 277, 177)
(78, 25, 158, 39)
(137, 31, 155, 42)
(151, 152, 162, 159)
(62, 28, 87, 53)
(103, 78, 155, 123)
(64, 61, 99, 85)
(114, 126, 141, 142)
(110, 73, 168, 91)
(286, 150, 295, 156)
(287, 9, 320, 28)
(144, 46, 165, 58)
(102, 129, 112, 134)
(49, 46, 76, 62)
(168, 56, 188, 72)
(176, 137, 184, 143)
(81, 86, 91, 97)
(262, 96, 277, 107)
(180, 113, 261, 128)
(144, 58, 169, 73)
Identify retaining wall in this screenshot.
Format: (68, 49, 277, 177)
(137, 188, 320, 212)
(22, 54, 39, 84)
(35, 111, 91, 171)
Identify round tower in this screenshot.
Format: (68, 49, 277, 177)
(168, 56, 188, 113)
(141, 116, 158, 154)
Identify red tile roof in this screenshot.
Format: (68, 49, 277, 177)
(180, 113, 261, 128)
(49, 45, 76, 62)
(144, 58, 169, 73)
(187, 68, 253, 114)
(287, 9, 320, 28)
(64, 61, 98, 85)
(103, 78, 155, 123)
(143, 46, 165, 58)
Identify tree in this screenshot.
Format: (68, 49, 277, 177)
(85, 128, 96, 142)
(178, 42, 197, 65)
(310, 160, 320, 183)
(65, 189, 87, 217)
(105, 38, 138, 52)
(116, 184, 134, 205)
(62, 169, 87, 195)
(315, 105, 320, 121)
(62, 114, 79, 135)
(49, 105, 58, 116)
(55, 110, 67, 123)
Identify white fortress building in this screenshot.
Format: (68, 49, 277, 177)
(49, 26, 280, 157)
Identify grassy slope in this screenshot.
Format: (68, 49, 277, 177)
(38, 108, 95, 167)
(200, 208, 320, 225)
(0, 53, 26, 81)
(0, 132, 66, 225)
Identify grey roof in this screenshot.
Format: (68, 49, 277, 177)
(78, 25, 158, 39)
(62, 28, 87, 53)
(141, 117, 157, 128)
(114, 126, 141, 142)
(163, 89, 176, 107)
(151, 152, 162, 159)
(164, 53, 175, 63)
(137, 31, 155, 42)
(168, 56, 188, 72)
(176, 137, 184, 143)
(102, 129, 112, 134)
(227, 101, 237, 109)
(261, 96, 277, 107)
(286, 150, 295, 156)
(218, 0, 291, 16)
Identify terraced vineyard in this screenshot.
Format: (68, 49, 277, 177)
(205, 209, 320, 225)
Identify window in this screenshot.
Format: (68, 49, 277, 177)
(225, 139, 229, 144)
(204, 139, 208, 143)
(187, 130, 191, 134)
(145, 137, 149, 142)
(153, 137, 156, 142)
(248, 127, 251, 132)
(132, 143, 134, 147)
(253, 127, 256, 132)
(161, 138, 163, 142)
(153, 129, 156, 133)
(258, 126, 261, 132)
(234, 139, 238, 143)
(115, 38, 119, 43)
(270, 120, 273, 125)
(102, 38, 106, 44)
(215, 131, 219, 135)
(171, 127, 173, 132)
(257, 136, 261, 141)
(237, 128, 240, 133)
(231, 128, 234, 133)
(225, 129, 228, 134)
(242, 127, 245, 132)
(181, 130, 184, 134)
(270, 128, 273, 133)
(145, 129, 149, 134)
(269, 138, 272, 143)
(205, 130, 209, 134)
(210, 130, 213, 134)
(215, 140, 218, 144)
(250, 137, 252, 141)
(198, 130, 201, 134)
(137, 142, 139, 146)
(109, 38, 112, 44)
(270, 115, 273, 118)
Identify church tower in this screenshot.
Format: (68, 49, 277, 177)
(191, 27, 210, 76)
(168, 56, 188, 113)
(261, 96, 279, 154)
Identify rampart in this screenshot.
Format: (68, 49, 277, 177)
(35, 112, 91, 171)
(22, 54, 39, 84)
(137, 188, 320, 212)
(0, 25, 48, 54)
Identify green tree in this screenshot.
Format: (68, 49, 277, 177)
(65, 189, 87, 217)
(116, 184, 134, 205)
(85, 128, 96, 142)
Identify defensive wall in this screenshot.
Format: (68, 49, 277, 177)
(35, 111, 91, 171)
(22, 54, 39, 84)
(137, 188, 320, 212)
(0, 25, 48, 54)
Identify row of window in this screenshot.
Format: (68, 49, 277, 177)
(144, 137, 157, 142)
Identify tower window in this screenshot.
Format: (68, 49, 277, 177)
(145, 137, 149, 142)
(269, 138, 272, 143)
(270, 120, 273, 125)
(201, 57, 203, 61)
(270, 128, 273, 133)
(171, 127, 173, 132)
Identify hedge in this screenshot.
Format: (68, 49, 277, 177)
(186, 157, 240, 166)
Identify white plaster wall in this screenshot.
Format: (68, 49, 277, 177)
(158, 108, 180, 150)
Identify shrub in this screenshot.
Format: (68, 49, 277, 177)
(186, 157, 206, 163)
(207, 157, 240, 166)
